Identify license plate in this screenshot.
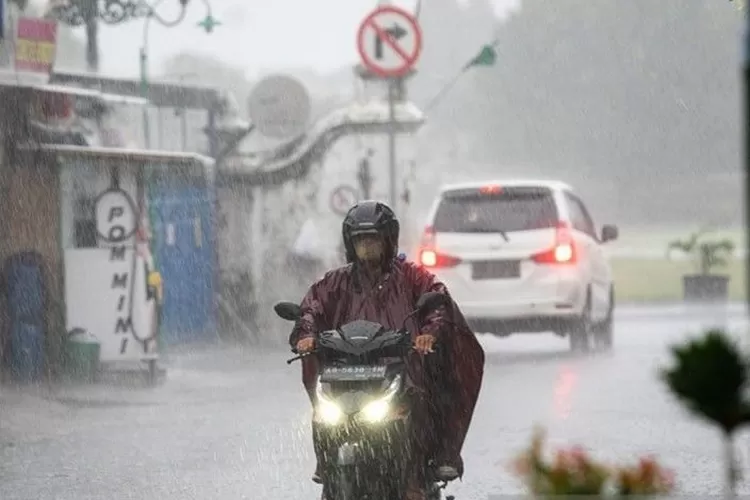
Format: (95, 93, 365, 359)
(320, 365, 387, 382)
(472, 260, 520, 280)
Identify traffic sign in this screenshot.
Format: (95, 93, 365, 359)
(357, 5, 422, 78)
(330, 185, 360, 216)
(247, 74, 311, 139)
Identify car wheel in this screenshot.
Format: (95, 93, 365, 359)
(593, 288, 614, 351)
(569, 294, 592, 352)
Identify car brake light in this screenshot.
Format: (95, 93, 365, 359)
(531, 222, 576, 264)
(479, 184, 502, 194)
(420, 249, 462, 269)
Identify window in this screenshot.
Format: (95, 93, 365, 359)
(73, 196, 97, 248)
(433, 187, 559, 233)
(565, 192, 597, 239)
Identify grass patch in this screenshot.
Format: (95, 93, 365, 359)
(611, 256, 747, 303)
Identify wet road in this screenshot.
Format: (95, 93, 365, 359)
(1, 304, 749, 499)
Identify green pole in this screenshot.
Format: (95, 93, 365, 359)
(140, 47, 151, 149)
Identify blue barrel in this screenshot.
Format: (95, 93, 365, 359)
(10, 321, 44, 382)
(5, 252, 44, 322)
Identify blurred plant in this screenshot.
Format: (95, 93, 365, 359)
(661, 329, 750, 496)
(666, 228, 735, 275)
(511, 427, 674, 496)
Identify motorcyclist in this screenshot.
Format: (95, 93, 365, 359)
(289, 200, 485, 499)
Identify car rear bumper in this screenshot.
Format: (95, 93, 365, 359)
(457, 292, 586, 334)
(460, 300, 582, 319)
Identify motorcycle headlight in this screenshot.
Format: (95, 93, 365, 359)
(315, 381, 343, 425)
(360, 375, 402, 424)
(317, 398, 344, 425)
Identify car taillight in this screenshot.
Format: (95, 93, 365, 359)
(531, 222, 576, 264)
(419, 249, 462, 269)
(419, 225, 461, 268)
(479, 184, 502, 194)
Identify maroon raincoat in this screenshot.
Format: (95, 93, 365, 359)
(289, 257, 485, 470)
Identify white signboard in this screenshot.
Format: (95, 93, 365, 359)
(65, 185, 156, 363)
(65, 249, 157, 362)
(247, 74, 311, 139)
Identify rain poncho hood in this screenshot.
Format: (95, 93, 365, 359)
(290, 256, 485, 464)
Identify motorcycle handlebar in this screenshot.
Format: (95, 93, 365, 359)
(286, 350, 317, 364)
(286, 335, 438, 364)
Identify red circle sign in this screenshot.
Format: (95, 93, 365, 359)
(330, 185, 360, 216)
(357, 5, 423, 78)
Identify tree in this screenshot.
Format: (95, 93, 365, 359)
(463, 0, 743, 225)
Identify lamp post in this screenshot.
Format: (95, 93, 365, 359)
(47, 0, 157, 72)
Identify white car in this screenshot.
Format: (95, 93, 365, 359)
(417, 180, 619, 351)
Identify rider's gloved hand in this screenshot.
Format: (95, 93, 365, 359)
(296, 337, 316, 353)
(413, 334, 436, 355)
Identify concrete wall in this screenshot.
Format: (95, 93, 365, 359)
(229, 130, 421, 345)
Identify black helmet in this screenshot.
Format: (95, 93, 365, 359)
(342, 200, 400, 264)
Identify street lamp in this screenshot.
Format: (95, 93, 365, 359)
(46, 0, 162, 71)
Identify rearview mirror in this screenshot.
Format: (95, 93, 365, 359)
(415, 292, 449, 313)
(601, 224, 619, 243)
(274, 301, 302, 322)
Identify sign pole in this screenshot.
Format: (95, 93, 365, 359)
(356, 5, 422, 212)
(388, 78, 397, 211)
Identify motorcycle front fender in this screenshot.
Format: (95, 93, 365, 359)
(336, 442, 361, 466)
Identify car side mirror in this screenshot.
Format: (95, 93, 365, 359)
(601, 224, 619, 243)
(274, 301, 302, 322)
(415, 291, 449, 313)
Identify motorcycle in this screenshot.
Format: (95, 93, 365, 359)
(274, 291, 456, 500)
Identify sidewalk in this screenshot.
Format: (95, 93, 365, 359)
(615, 301, 747, 319)
(2, 343, 288, 411)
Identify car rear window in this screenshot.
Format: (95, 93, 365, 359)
(433, 187, 559, 233)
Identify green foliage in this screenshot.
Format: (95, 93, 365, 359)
(661, 330, 750, 435)
(666, 229, 736, 275)
(462, 0, 742, 225)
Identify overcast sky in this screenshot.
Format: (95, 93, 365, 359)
(52, 0, 519, 79)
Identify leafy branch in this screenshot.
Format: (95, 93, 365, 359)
(661, 330, 750, 496)
(666, 228, 735, 275)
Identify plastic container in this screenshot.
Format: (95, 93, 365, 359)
(63, 329, 101, 383)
